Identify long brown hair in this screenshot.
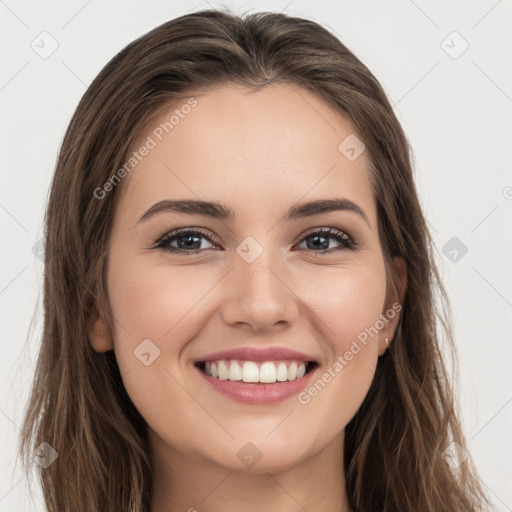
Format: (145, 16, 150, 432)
(18, 8, 494, 512)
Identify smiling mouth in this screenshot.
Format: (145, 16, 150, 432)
(194, 359, 318, 384)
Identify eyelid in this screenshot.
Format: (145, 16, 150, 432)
(297, 226, 351, 242)
(292, 226, 356, 251)
(152, 225, 358, 253)
(152, 227, 222, 249)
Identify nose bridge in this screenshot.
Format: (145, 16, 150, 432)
(221, 238, 299, 330)
(240, 249, 281, 298)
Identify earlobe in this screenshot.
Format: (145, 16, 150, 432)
(89, 317, 114, 352)
(378, 337, 390, 356)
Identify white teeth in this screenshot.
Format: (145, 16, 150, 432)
(288, 362, 297, 380)
(201, 359, 310, 383)
(259, 362, 277, 383)
(218, 360, 229, 380)
(276, 362, 288, 382)
(242, 361, 259, 383)
(228, 360, 242, 381)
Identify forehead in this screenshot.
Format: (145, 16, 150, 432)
(116, 83, 376, 227)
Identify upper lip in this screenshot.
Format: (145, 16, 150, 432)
(195, 346, 317, 363)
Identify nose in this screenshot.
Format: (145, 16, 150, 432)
(221, 251, 300, 332)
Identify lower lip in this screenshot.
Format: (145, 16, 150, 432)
(195, 364, 318, 404)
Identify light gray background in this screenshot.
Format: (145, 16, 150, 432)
(1, 1, 511, 510)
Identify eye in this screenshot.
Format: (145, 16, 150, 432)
(152, 228, 219, 255)
(152, 226, 356, 255)
(294, 227, 356, 252)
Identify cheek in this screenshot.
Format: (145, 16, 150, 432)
(303, 262, 386, 350)
(106, 253, 219, 349)
(292, 265, 385, 426)
(105, 255, 219, 441)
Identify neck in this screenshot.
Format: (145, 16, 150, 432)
(149, 429, 353, 512)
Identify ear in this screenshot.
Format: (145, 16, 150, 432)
(378, 256, 407, 356)
(88, 314, 114, 353)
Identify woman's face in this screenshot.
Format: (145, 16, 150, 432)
(93, 83, 405, 473)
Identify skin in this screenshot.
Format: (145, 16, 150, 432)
(90, 83, 407, 512)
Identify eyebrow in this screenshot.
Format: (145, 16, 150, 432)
(137, 198, 370, 227)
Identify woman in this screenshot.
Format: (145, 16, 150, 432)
(18, 8, 493, 512)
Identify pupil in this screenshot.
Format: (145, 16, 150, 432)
(308, 235, 328, 250)
(178, 235, 201, 249)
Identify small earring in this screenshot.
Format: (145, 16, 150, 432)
(384, 337, 389, 346)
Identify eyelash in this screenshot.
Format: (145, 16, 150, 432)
(151, 227, 357, 255)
